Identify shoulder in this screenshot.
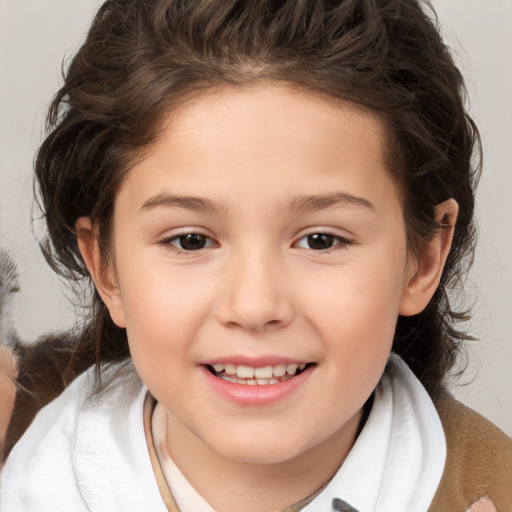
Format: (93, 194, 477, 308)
(429, 391, 512, 512)
(0, 365, 165, 512)
(1, 366, 101, 511)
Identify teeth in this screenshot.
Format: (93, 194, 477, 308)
(236, 365, 255, 379)
(210, 362, 309, 383)
(225, 364, 237, 375)
(273, 364, 286, 377)
(286, 363, 298, 375)
(254, 366, 273, 379)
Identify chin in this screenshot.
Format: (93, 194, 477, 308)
(209, 431, 315, 466)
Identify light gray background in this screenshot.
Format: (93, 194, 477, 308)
(1, 0, 511, 434)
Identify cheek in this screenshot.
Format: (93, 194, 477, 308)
(300, 247, 408, 365)
(115, 260, 214, 363)
(306, 263, 406, 334)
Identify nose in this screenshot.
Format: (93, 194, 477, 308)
(215, 248, 294, 332)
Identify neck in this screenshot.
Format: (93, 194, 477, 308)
(163, 410, 362, 512)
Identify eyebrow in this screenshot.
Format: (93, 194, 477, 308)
(141, 192, 374, 214)
(287, 192, 375, 212)
(141, 193, 224, 213)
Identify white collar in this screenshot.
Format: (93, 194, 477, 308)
(153, 353, 446, 512)
(302, 353, 446, 512)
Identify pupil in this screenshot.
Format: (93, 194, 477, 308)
(307, 233, 334, 250)
(180, 233, 206, 250)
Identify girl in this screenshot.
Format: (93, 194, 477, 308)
(1, 1, 511, 511)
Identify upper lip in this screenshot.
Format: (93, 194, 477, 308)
(201, 356, 312, 367)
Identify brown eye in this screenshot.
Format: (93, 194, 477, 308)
(169, 233, 211, 251)
(294, 232, 352, 252)
(306, 233, 335, 250)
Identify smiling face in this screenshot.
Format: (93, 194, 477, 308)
(80, 82, 430, 490)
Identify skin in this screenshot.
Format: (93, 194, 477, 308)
(467, 497, 497, 512)
(77, 83, 457, 512)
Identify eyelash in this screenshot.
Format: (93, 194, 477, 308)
(293, 232, 353, 252)
(159, 230, 352, 254)
(159, 232, 217, 253)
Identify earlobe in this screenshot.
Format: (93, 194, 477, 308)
(399, 199, 458, 316)
(75, 217, 126, 328)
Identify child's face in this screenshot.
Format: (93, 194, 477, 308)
(98, 84, 419, 466)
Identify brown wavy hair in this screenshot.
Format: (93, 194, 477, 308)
(34, 0, 480, 398)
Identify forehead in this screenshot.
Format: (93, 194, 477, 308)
(163, 83, 387, 157)
(118, 82, 401, 215)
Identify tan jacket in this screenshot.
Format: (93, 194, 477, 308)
(429, 393, 512, 512)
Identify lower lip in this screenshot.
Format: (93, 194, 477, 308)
(201, 365, 314, 406)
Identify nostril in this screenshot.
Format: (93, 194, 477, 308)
(222, 317, 285, 331)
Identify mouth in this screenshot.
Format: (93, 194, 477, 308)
(206, 362, 314, 385)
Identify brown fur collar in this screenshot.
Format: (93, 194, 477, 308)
(429, 392, 512, 512)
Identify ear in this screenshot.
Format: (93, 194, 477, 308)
(399, 199, 458, 316)
(75, 217, 126, 328)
